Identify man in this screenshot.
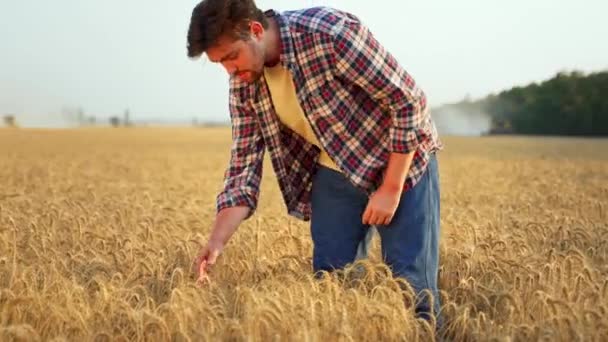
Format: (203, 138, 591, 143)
(187, 0, 443, 322)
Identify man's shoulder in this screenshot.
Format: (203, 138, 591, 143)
(281, 6, 362, 36)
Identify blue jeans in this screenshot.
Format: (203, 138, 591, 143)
(310, 154, 441, 321)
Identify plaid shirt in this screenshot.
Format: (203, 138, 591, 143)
(216, 7, 443, 221)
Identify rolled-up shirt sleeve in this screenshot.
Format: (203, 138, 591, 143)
(330, 16, 429, 154)
(215, 80, 265, 220)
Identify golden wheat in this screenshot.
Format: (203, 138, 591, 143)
(1, 127, 607, 341)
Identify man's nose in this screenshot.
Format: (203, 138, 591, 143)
(222, 62, 237, 75)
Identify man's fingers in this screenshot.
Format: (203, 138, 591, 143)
(382, 215, 392, 226)
(369, 210, 380, 226)
(193, 259, 203, 276)
(192, 247, 209, 274)
(208, 249, 220, 265)
(362, 205, 372, 225)
(196, 260, 210, 285)
(196, 273, 210, 286)
(377, 214, 387, 226)
(194, 249, 220, 278)
(198, 259, 208, 275)
(372, 212, 390, 226)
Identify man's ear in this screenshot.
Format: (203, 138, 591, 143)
(249, 21, 264, 39)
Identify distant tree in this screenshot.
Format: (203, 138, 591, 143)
(62, 105, 87, 126)
(432, 70, 608, 136)
(488, 70, 608, 135)
(77, 108, 85, 126)
(3, 115, 17, 127)
(109, 116, 121, 127)
(123, 109, 131, 127)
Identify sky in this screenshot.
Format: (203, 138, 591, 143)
(1, 0, 607, 127)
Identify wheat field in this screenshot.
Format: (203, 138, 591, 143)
(1, 127, 607, 341)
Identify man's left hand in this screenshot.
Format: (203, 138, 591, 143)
(362, 184, 402, 226)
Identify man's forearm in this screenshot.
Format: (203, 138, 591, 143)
(381, 151, 415, 192)
(208, 206, 251, 246)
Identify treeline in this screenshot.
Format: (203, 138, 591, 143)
(437, 70, 608, 136)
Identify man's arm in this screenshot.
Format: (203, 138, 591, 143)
(193, 82, 265, 280)
(330, 14, 428, 224)
(205, 206, 250, 252)
(208, 107, 265, 246)
(382, 151, 415, 192)
(330, 15, 429, 164)
(215, 105, 265, 219)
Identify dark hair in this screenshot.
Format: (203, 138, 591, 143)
(187, 0, 268, 58)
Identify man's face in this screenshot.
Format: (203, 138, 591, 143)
(206, 31, 265, 83)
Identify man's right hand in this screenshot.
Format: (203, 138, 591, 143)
(190, 206, 251, 284)
(192, 239, 224, 284)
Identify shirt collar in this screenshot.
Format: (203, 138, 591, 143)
(264, 9, 296, 69)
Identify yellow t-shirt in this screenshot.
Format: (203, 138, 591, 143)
(263, 64, 341, 172)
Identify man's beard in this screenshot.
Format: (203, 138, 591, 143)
(235, 70, 263, 83)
